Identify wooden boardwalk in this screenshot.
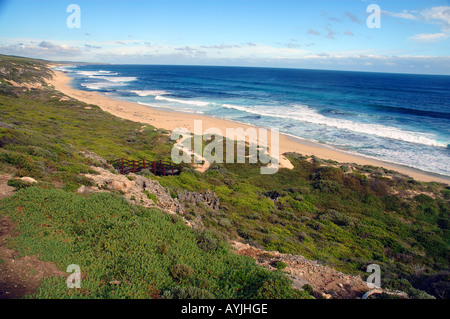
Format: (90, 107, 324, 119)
(108, 158, 183, 176)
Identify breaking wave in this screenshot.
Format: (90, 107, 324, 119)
(154, 95, 210, 107)
(222, 103, 447, 148)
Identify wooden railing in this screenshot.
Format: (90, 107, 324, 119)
(108, 158, 183, 176)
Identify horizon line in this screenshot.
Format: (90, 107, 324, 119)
(2, 53, 449, 77)
(49, 60, 450, 77)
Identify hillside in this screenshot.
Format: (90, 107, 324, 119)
(0, 54, 448, 299)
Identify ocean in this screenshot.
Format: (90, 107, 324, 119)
(55, 64, 450, 178)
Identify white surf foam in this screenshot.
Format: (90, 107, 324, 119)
(81, 82, 127, 90)
(130, 90, 170, 96)
(53, 65, 76, 72)
(155, 95, 210, 107)
(138, 101, 204, 114)
(77, 70, 119, 76)
(89, 76, 137, 82)
(222, 103, 447, 148)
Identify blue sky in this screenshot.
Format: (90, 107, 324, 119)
(0, 0, 449, 74)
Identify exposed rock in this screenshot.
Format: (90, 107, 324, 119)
(289, 276, 310, 290)
(77, 185, 86, 193)
(19, 177, 37, 184)
(110, 180, 131, 193)
(362, 288, 410, 299)
(77, 184, 108, 195)
(80, 166, 227, 230)
(81, 167, 190, 223)
(232, 241, 370, 299)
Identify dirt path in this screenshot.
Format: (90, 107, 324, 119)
(0, 217, 67, 299)
(0, 175, 14, 200)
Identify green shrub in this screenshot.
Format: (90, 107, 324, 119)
(62, 181, 80, 192)
(0, 151, 43, 178)
(297, 232, 308, 242)
(218, 218, 232, 228)
(162, 285, 215, 299)
(302, 284, 313, 295)
(169, 189, 178, 199)
(248, 212, 262, 220)
(137, 169, 153, 176)
(272, 261, 287, 270)
(384, 196, 402, 212)
(0, 187, 306, 299)
(169, 264, 194, 283)
(253, 271, 310, 299)
(143, 190, 158, 204)
(7, 178, 33, 190)
(442, 189, 450, 200)
(319, 209, 355, 227)
(196, 231, 218, 252)
(407, 288, 435, 299)
(313, 180, 341, 193)
(340, 165, 349, 172)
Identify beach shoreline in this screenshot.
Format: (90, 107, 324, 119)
(46, 68, 450, 184)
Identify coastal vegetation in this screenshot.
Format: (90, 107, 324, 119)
(0, 54, 448, 299)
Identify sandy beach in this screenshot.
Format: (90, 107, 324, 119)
(46, 68, 450, 184)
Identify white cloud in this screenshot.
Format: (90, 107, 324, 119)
(385, 6, 450, 42)
(93, 41, 309, 60)
(419, 6, 450, 32)
(382, 10, 415, 20)
(88, 51, 450, 74)
(1, 37, 449, 74)
(408, 32, 449, 42)
(0, 40, 81, 58)
(85, 44, 102, 50)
